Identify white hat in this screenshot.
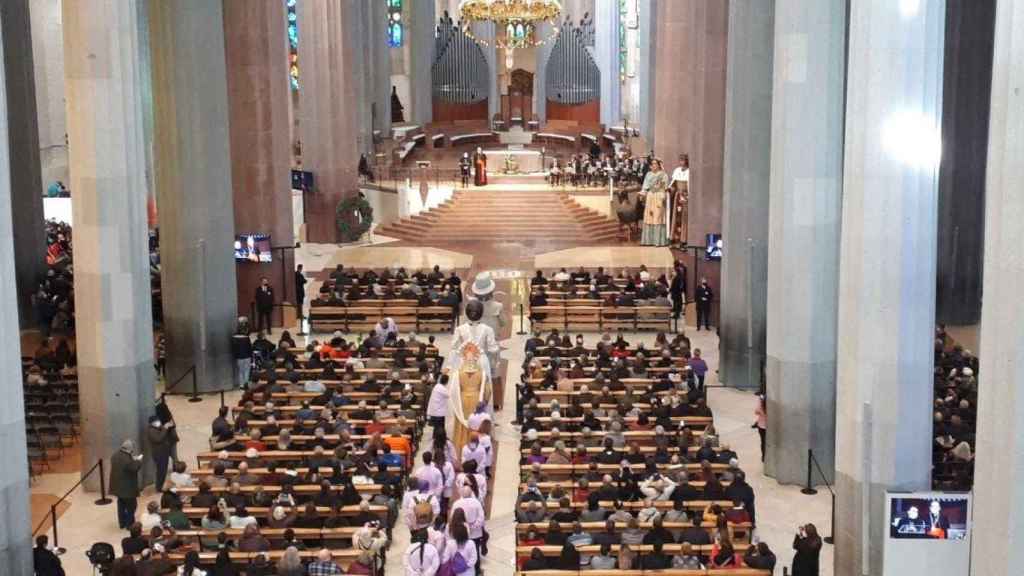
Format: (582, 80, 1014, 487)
(472, 272, 496, 296)
(963, 367, 974, 376)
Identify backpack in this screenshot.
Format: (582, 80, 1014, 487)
(414, 494, 434, 525)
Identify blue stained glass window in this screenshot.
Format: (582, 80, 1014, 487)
(388, 0, 403, 47)
(287, 0, 299, 90)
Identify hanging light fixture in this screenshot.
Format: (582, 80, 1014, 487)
(458, 0, 562, 49)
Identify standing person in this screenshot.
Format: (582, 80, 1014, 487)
(669, 264, 687, 326)
(792, 523, 822, 576)
(472, 147, 488, 186)
(754, 395, 767, 462)
(295, 264, 308, 321)
(695, 277, 713, 331)
(254, 277, 274, 333)
(231, 320, 253, 388)
(669, 154, 690, 245)
(459, 153, 472, 188)
(406, 533, 440, 576)
(427, 376, 449, 430)
(640, 159, 670, 246)
(689, 349, 708, 390)
(110, 440, 145, 529)
(147, 415, 174, 493)
(33, 535, 65, 576)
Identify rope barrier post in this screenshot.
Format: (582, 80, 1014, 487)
(188, 368, 202, 403)
(94, 459, 112, 505)
(516, 303, 527, 335)
(801, 448, 818, 495)
(50, 504, 65, 553)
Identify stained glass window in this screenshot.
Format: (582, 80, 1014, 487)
(287, 0, 299, 90)
(388, 0, 404, 48)
(619, 0, 628, 78)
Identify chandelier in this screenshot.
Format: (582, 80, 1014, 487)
(458, 0, 562, 50)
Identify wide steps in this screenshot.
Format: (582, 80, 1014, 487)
(380, 190, 623, 244)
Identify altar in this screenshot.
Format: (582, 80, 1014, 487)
(483, 148, 544, 174)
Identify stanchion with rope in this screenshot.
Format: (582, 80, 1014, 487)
(516, 303, 527, 335)
(95, 458, 112, 505)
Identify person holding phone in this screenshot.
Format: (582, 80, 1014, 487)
(792, 523, 822, 576)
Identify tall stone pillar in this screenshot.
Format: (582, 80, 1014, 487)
(595, 0, 621, 126)
(970, 1, 1024, 573)
(764, 0, 845, 485)
(63, 0, 156, 488)
(223, 0, 295, 327)
(935, 0, 996, 326)
(651, 0, 728, 246)
(0, 14, 33, 574)
(637, 0, 657, 142)
(297, 0, 359, 243)
(1, 0, 47, 327)
(369, 0, 392, 139)
(409, 0, 435, 125)
(150, 0, 237, 392)
(719, 0, 773, 391)
(834, 2, 945, 574)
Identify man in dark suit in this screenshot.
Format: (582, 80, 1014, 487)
(695, 277, 713, 331)
(295, 265, 307, 320)
(255, 277, 274, 332)
(33, 535, 65, 576)
(670, 263, 687, 322)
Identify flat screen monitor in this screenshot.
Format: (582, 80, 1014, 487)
(291, 169, 314, 192)
(234, 234, 272, 263)
(705, 233, 723, 261)
(888, 494, 970, 540)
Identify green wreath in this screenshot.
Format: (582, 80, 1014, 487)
(335, 196, 373, 243)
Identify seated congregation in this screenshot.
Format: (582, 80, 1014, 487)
(511, 331, 780, 574)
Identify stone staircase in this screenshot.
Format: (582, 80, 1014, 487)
(376, 190, 622, 244)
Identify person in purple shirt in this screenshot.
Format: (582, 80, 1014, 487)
(689, 348, 708, 390)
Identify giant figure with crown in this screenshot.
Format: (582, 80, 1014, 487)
(447, 299, 499, 455)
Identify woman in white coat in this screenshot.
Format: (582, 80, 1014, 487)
(444, 522, 479, 576)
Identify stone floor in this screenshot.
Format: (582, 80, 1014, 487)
(30, 231, 834, 575)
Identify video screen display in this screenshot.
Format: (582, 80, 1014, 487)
(705, 233, 723, 261)
(889, 495, 969, 540)
(291, 169, 314, 191)
(234, 234, 272, 263)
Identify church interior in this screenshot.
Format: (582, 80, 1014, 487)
(2, 0, 1019, 575)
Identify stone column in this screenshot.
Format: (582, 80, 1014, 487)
(595, 0, 621, 126)
(150, 0, 237, 393)
(719, 0, 773, 391)
(0, 14, 33, 574)
(763, 0, 846, 485)
(534, 20, 553, 123)
(409, 0, 435, 125)
(970, 1, 1024, 573)
(637, 0, 657, 142)
(1, 0, 47, 327)
(223, 0, 295, 327)
(297, 0, 359, 243)
(834, 1, 945, 574)
(63, 0, 156, 488)
(370, 0, 392, 139)
(935, 0, 996, 326)
(651, 0, 728, 246)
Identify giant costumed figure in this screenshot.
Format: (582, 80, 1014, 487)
(447, 300, 499, 456)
